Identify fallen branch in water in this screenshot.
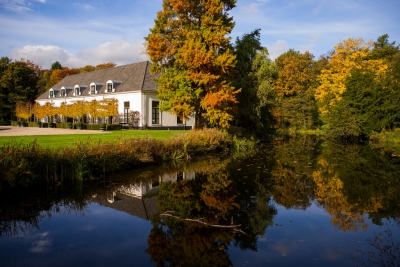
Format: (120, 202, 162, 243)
(160, 211, 247, 235)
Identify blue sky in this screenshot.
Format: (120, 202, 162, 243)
(1, 0, 399, 69)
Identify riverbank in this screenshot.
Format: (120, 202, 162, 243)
(0, 126, 187, 149)
(370, 128, 400, 156)
(0, 128, 257, 187)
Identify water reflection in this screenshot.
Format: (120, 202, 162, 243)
(0, 138, 399, 266)
(147, 171, 277, 266)
(312, 141, 400, 231)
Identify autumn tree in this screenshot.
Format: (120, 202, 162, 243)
(32, 103, 47, 122)
(95, 62, 116, 70)
(273, 49, 319, 130)
(315, 38, 387, 115)
(15, 102, 32, 121)
(146, 0, 239, 128)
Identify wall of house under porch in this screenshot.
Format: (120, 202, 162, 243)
(141, 92, 194, 130)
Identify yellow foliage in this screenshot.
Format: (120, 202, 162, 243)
(15, 102, 32, 120)
(315, 38, 388, 113)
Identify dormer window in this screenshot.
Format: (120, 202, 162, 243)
(107, 83, 112, 93)
(49, 88, 58, 98)
(60, 89, 66, 97)
(89, 82, 104, 95)
(106, 80, 122, 93)
(73, 85, 86, 96)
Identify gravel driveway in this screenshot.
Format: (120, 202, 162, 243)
(0, 126, 110, 136)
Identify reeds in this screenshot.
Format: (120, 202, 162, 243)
(0, 129, 238, 187)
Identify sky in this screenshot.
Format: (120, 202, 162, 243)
(0, 0, 399, 69)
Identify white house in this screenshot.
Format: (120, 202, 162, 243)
(35, 61, 194, 129)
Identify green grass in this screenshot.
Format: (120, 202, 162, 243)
(0, 130, 187, 149)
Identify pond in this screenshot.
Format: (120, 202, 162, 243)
(0, 136, 399, 267)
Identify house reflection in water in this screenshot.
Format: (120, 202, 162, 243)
(92, 171, 195, 220)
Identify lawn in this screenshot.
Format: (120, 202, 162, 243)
(0, 130, 188, 149)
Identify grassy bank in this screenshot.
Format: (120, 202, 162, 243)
(370, 128, 400, 156)
(0, 129, 257, 187)
(0, 130, 186, 149)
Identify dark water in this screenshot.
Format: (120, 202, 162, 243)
(1, 137, 399, 267)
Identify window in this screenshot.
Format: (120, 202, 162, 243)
(152, 101, 159, 124)
(49, 91, 54, 98)
(107, 83, 112, 93)
(90, 85, 96, 94)
(177, 116, 183, 124)
(124, 102, 130, 123)
(60, 89, 65, 97)
(74, 87, 80, 96)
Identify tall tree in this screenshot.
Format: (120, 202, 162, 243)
(315, 38, 387, 115)
(273, 49, 319, 130)
(369, 34, 400, 62)
(146, 0, 239, 128)
(0, 59, 39, 120)
(232, 29, 279, 134)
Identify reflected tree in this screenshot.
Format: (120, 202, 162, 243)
(147, 170, 277, 265)
(312, 141, 400, 231)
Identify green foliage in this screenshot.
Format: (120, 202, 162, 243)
(50, 61, 62, 71)
(232, 30, 278, 135)
(0, 58, 40, 121)
(369, 34, 400, 61)
(325, 66, 400, 138)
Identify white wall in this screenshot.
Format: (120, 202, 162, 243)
(36, 91, 195, 127)
(142, 92, 195, 127)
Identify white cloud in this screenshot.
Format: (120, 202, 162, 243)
(77, 40, 148, 66)
(299, 35, 320, 54)
(267, 39, 289, 60)
(241, 3, 260, 14)
(0, 0, 45, 12)
(1, 0, 33, 12)
(29, 231, 52, 253)
(9, 40, 149, 69)
(74, 3, 94, 11)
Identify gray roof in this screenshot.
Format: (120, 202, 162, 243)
(36, 61, 159, 100)
(94, 193, 158, 221)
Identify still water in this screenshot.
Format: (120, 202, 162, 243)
(0, 137, 399, 267)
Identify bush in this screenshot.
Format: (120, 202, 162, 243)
(106, 124, 123, 131)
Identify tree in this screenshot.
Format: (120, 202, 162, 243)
(95, 62, 116, 70)
(15, 102, 32, 121)
(50, 61, 62, 71)
(0, 59, 40, 120)
(32, 103, 46, 122)
(272, 49, 319, 130)
(232, 30, 278, 134)
(325, 60, 400, 138)
(146, 0, 239, 128)
(369, 34, 400, 62)
(315, 38, 388, 115)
